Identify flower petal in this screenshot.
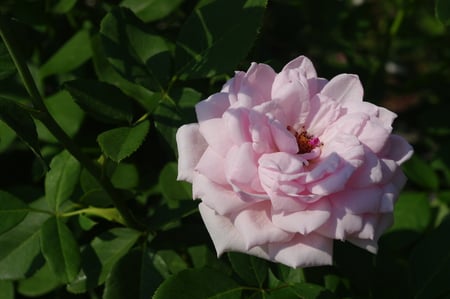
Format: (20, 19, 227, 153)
(176, 124, 207, 183)
(196, 92, 231, 122)
(321, 74, 363, 104)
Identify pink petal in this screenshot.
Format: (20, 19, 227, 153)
(381, 134, 413, 165)
(224, 108, 251, 144)
(176, 124, 207, 183)
(316, 212, 364, 240)
(195, 147, 227, 185)
(198, 203, 271, 260)
(232, 201, 293, 249)
(195, 92, 231, 122)
(331, 187, 383, 214)
(198, 118, 232, 156)
(282, 55, 318, 79)
(268, 233, 333, 268)
(271, 68, 311, 126)
(225, 143, 262, 193)
(272, 199, 331, 234)
(193, 174, 251, 215)
(320, 74, 363, 104)
(305, 94, 342, 136)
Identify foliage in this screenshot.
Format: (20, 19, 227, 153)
(0, 0, 449, 298)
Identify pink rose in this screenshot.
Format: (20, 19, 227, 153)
(176, 56, 413, 268)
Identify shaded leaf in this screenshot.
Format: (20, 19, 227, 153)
(39, 28, 92, 78)
(67, 228, 140, 293)
(0, 280, 13, 299)
(175, 0, 268, 79)
(389, 192, 431, 232)
(0, 38, 15, 80)
(111, 162, 139, 189)
(97, 120, 149, 162)
(103, 248, 162, 299)
(228, 252, 268, 287)
(100, 7, 172, 91)
(267, 282, 337, 299)
(159, 162, 192, 208)
(120, 0, 184, 22)
(153, 267, 242, 299)
(0, 96, 42, 159)
(0, 198, 50, 280)
(0, 119, 16, 152)
(403, 154, 439, 190)
(65, 79, 133, 124)
(436, 0, 450, 26)
(45, 150, 81, 211)
(40, 217, 81, 283)
(411, 216, 450, 299)
(18, 261, 61, 297)
(51, 0, 77, 14)
(0, 190, 28, 235)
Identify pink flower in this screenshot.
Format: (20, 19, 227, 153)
(176, 56, 413, 268)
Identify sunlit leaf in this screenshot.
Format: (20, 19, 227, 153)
(175, 0, 268, 79)
(120, 0, 184, 22)
(39, 28, 92, 78)
(40, 217, 81, 283)
(45, 150, 81, 211)
(0, 198, 50, 280)
(97, 120, 149, 162)
(36, 90, 85, 143)
(0, 190, 28, 235)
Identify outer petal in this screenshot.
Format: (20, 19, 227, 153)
(282, 55, 318, 79)
(195, 92, 231, 122)
(176, 124, 207, 183)
(268, 233, 333, 268)
(320, 74, 363, 105)
(199, 203, 270, 259)
(232, 201, 293, 249)
(381, 134, 414, 164)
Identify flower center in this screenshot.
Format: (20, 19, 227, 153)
(287, 125, 322, 154)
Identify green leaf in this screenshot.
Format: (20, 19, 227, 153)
(389, 192, 431, 232)
(36, 90, 85, 143)
(159, 162, 192, 208)
(0, 280, 13, 299)
(0, 190, 29, 235)
(0, 198, 50, 280)
(0, 119, 16, 152)
(40, 217, 81, 284)
(120, 0, 184, 22)
(50, 0, 77, 14)
(39, 28, 92, 78)
(153, 267, 242, 299)
(0, 96, 42, 159)
(403, 154, 439, 190)
(45, 150, 81, 211)
(411, 216, 450, 299)
(100, 7, 172, 91)
(17, 261, 61, 297)
(65, 79, 133, 124)
(97, 120, 149, 162)
(175, 0, 268, 79)
(111, 162, 139, 189)
(67, 227, 140, 293)
(103, 248, 162, 299)
(267, 282, 337, 299)
(436, 0, 450, 26)
(91, 33, 160, 112)
(153, 87, 201, 152)
(228, 252, 268, 287)
(152, 250, 188, 277)
(0, 38, 15, 80)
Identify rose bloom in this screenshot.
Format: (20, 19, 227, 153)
(176, 56, 413, 268)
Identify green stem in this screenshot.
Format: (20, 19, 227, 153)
(0, 15, 142, 230)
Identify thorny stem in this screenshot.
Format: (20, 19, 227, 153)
(0, 15, 143, 230)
